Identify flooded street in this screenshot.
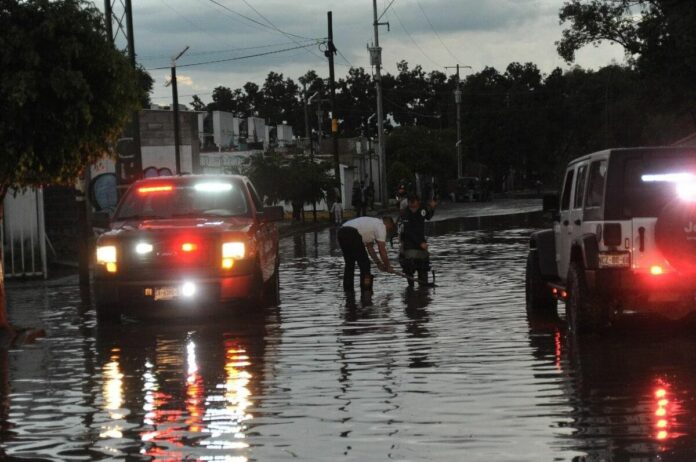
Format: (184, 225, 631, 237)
(3, 211, 696, 461)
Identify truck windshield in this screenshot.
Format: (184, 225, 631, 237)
(623, 154, 696, 217)
(115, 181, 249, 220)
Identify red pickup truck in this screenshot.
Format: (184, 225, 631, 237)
(93, 175, 282, 323)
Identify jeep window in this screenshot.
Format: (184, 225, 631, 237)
(115, 180, 249, 220)
(560, 169, 574, 211)
(623, 155, 696, 217)
(585, 160, 607, 208)
(573, 164, 588, 209)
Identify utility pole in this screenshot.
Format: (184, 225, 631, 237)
(167, 46, 189, 175)
(326, 12, 341, 190)
(370, 0, 389, 205)
(104, 0, 142, 184)
(446, 64, 471, 179)
(303, 84, 313, 158)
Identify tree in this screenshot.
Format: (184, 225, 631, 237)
(0, 0, 144, 334)
(190, 95, 206, 111)
(243, 152, 333, 221)
(557, 0, 696, 120)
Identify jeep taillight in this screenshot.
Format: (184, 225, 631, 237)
(650, 265, 664, 275)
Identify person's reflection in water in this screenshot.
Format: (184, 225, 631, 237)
(403, 287, 434, 368)
(94, 313, 272, 461)
(343, 290, 373, 322)
(329, 227, 340, 256)
(293, 233, 306, 259)
(526, 310, 696, 461)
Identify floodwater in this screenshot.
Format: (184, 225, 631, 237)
(3, 211, 696, 461)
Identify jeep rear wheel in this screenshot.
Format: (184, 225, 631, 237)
(566, 261, 607, 333)
(525, 251, 557, 314)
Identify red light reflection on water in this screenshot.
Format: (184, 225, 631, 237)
(554, 330, 562, 370)
(100, 337, 253, 460)
(653, 381, 680, 442)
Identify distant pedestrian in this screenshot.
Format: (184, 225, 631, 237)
(352, 182, 364, 217)
(338, 216, 396, 292)
(360, 182, 369, 216)
(365, 181, 374, 209)
(330, 199, 343, 226)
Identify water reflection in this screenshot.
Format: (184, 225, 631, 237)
(527, 313, 696, 460)
(403, 287, 434, 368)
(95, 312, 276, 461)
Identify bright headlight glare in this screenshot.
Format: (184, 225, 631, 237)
(181, 282, 196, 297)
(97, 245, 117, 264)
(195, 182, 232, 192)
(135, 242, 153, 254)
(222, 242, 245, 259)
(676, 181, 696, 201)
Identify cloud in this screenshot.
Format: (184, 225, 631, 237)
(120, 0, 626, 104)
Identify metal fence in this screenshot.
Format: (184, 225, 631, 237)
(1, 189, 47, 279)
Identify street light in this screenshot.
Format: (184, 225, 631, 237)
(165, 45, 189, 175)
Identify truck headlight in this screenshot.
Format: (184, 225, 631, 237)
(222, 242, 245, 269)
(96, 245, 118, 273)
(598, 251, 630, 268)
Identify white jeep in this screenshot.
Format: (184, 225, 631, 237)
(526, 147, 696, 332)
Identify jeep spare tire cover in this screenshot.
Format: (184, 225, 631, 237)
(655, 200, 696, 273)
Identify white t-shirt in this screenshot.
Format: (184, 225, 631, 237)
(343, 217, 387, 244)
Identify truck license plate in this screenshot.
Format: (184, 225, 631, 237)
(154, 287, 179, 301)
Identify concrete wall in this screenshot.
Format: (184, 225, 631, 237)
(140, 109, 200, 174)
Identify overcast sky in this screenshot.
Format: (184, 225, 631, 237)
(108, 0, 626, 105)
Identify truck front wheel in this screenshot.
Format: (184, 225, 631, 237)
(566, 261, 607, 333)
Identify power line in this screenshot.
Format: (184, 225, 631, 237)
(336, 47, 354, 68)
(144, 42, 325, 71)
(139, 38, 321, 60)
(416, 0, 461, 64)
(390, 6, 442, 68)
(377, 0, 398, 21)
(157, 0, 233, 48)
(204, 0, 292, 35)
(237, 0, 324, 61)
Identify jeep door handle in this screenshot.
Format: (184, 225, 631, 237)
(574, 219, 582, 226)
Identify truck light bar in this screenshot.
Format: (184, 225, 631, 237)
(138, 185, 173, 194)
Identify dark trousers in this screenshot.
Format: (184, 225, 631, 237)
(337, 227, 371, 291)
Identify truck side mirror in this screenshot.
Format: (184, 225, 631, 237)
(260, 206, 284, 222)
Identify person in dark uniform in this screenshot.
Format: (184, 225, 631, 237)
(399, 194, 437, 287)
(337, 216, 396, 292)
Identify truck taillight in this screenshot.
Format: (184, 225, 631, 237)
(650, 265, 664, 275)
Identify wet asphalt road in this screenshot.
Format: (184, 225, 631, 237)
(3, 211, 696, 461)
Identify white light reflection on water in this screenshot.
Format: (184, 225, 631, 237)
(100, 348, 125, 440)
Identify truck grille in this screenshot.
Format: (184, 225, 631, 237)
(120, 237, 217, 271)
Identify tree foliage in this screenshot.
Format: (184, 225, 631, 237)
(0, 0, 144, 196)
(558, 0, 696, 116)
(243, 152, 333, 216)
